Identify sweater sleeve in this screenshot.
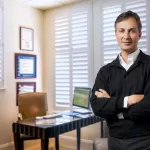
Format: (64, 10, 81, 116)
(90, 67, 124, 118)
(123, 77, 150, 122)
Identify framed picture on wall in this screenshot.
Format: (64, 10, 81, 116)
(16, 82, 36, 105)
(20, 27, 34, 51)
(15, 53, 36, 79)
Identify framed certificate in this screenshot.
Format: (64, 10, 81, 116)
(20, 27, 34, 51)
(15, 53, 36, 79)
(16, 82, 36, 105)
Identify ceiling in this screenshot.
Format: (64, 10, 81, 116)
(16, 0, 84, 10)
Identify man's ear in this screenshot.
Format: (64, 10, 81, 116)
(139, 33, 142, 38)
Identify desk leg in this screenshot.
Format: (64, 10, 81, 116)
(77, 126, 80, 150)
(41, 138, 49, 150)
(13, 133, 22, 150)
(55, 135, 59, 150)
(101, 120, 104, 138)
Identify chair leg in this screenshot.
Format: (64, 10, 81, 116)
(13, 133, 24, 150)
(41, 138, 49, 150)
(20, 140, 24, 150)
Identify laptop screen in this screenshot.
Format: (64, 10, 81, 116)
(73, 87, 91, 109)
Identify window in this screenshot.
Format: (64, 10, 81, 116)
(0, 0, 4, 88)
(101, 0, 148, 65)
(53, 2, 93, 109)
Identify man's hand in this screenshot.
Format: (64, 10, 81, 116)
(128, 94, 144, 107)
(95, 89, 111, 98)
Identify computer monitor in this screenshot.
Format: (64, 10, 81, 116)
(72, 87, 91, 109)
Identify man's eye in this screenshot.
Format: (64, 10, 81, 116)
(129, 29, 137, 33)
(131, 30, 136, 33)
(119, 30, 124, 33)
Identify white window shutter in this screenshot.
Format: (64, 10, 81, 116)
(55, 16, 70, 107)
(72, 12, 89, 88)
(102, 4, 121, 65)
(102, 0, 148, 65)
(54, 5, 92, 108)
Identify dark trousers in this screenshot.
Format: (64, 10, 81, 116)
(108, 135, 150, 150)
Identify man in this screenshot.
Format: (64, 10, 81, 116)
(90, 10, 150, 150)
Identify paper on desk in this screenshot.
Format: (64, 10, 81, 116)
(35, 119, 55, 125)
(62, 111, 80, 116)
(36, 112, 61, 119)
(76, 114, 91, 118)
(36, 116, 44, 119)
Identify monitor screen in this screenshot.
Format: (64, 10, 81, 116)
(73, 87, 91, 109)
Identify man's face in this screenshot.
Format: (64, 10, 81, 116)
(115, 17, 141, 53)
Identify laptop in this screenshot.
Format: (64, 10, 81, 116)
(71, 87, 92, 114)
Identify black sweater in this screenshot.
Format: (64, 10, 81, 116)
(90, 50, 150, 138)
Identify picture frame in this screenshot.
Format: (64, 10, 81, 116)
(16, 82, 36, 105)
(15, 53, 36, 79)
(20, 27, 34, 51)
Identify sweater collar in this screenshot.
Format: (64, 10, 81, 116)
(110, 50, 147, 67)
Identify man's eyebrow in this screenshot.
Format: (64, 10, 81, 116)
(129, 28, 136, 30)
(117, 28, 136, 30)
(117, 28, 124, 30)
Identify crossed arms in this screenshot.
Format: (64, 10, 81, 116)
(90, 68, 150, 122)
(95, 89, 144, 108)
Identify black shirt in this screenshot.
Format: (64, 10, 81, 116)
(90, 50, 150, 138)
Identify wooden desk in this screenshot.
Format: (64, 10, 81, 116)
(12, 114, 103, 150)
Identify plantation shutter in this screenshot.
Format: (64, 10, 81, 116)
(55, 15, 70, 107)
(102, 2, 121, 65)
(72, 12, 89, 88)
(54, 4, 92, 108)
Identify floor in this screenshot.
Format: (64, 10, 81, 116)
(0, 145, 74, 150)
(0, 140, 74, 150)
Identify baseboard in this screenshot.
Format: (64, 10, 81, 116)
(0, 142, 13, 149)
(59, 135, 93, 150)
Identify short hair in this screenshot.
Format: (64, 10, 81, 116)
(114, 10, 142, 33)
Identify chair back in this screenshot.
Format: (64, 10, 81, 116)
(18, 92, 47, 119)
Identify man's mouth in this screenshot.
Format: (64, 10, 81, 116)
(121, 42, 132, 43)
(121, 42, 132, 45)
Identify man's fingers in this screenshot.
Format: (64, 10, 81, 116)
(95, 91, 110, 98)
(99, 89, 110, 97)
(95, 91, 103, 97)
(99, 89, 107, 94)
(99, 89, 104, 92)
(95, 91, 98, 96)
(95, 91, 100, 97)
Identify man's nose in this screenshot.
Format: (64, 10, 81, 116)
(123, 31, 130, 39)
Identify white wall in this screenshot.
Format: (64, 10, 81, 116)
(43, 9, 55, 112)
(0, 0, 43, 145)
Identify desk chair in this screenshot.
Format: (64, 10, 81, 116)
(16, 92, 56, 150)
(93, 121, 109, 150)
